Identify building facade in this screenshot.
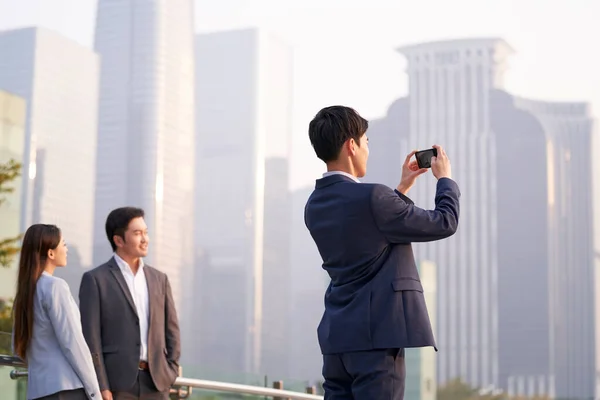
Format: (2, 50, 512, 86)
(192, 28, 293, 376)
(367, 38, 514, 388)
(93, 0, 196, 314)
(366, 38, 596, 399)
(0, 27, 98, 271)
(494, 94, 595, 398)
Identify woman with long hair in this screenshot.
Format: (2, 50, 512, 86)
(12, 224, 101, 400)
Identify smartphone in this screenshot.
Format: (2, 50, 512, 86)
(415, 148, 438, 169)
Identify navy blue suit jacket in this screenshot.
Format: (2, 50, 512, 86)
(304, 174, 460, 355)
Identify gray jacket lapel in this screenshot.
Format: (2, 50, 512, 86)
(143, 266, 158, 326)
(108, 257, 138, 317)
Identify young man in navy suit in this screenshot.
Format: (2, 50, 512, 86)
(304, 105, 460, 399)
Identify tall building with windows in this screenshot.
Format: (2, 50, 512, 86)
(0, 90, 26, 297)
(261, 157, 292, 379)
(93, 0, 196, 313)
(0, 27, 99, 270)
(192, 28, 293, 376)
(368, 38, 514, 389)
(366, 38, 596, 399)
(494, 94, 595, 398)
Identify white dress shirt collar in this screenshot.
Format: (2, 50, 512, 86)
(113, 253, 145, 275)
(323, 170, 361, 183)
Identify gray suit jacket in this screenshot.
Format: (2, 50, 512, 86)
(22, 273, 102, 400)
(78, 257, 181, 392)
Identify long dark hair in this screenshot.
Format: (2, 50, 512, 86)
(12, 224, 61, 359)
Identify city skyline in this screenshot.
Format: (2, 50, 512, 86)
(0, 3, 598, 396)
(0, 0, 597, 192)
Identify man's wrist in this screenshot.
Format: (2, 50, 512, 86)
(396, 183, 409, 195)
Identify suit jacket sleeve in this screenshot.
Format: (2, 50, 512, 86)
(393, 189, 415, 205)
(79, 272, 110, 391)
(45, 279, 103, 399)
(371, 177, 461, 244)
(164, 275, 181, 372)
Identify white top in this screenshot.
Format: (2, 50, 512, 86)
(113, 253, 150, 361)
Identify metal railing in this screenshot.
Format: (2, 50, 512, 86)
(0, 354, 324, 400)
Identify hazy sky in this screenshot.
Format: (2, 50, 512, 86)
(0, 0, 596, 189)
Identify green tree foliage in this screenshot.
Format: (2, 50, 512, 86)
(0, 159, 22, 354)
(0, 159, 22, 268)
(438, 378, 507, 400)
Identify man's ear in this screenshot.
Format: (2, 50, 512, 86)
(113, 234, 125, 248)
(347, 138, 357, 156)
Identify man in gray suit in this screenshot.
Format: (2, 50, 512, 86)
(79, 207, 181, 400)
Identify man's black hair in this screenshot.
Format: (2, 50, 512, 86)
(105, 207, 145, 251)
(308, 105, 368, 163)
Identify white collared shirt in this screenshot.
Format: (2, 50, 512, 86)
(323, 170, 361, 183)
(113, 253, 150, 361)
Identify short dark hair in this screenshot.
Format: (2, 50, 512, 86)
(105, 207, 145, 251)
(308, 105, 369, 163)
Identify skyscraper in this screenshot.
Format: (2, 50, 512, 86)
(366, 37, 596, 399)
(494, 93, 595, 398)
(192, 28, 293, 375)
(0, 27, 99, 269)
(93, 0, 196, 312)
(386, 38, 513, 388)
(261, 157, 292, 379)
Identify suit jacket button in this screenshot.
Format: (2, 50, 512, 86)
(90, 395, 94, 398)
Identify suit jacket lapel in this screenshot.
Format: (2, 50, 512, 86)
(108, 257, 138, 317)
(143, 266, 157, 327)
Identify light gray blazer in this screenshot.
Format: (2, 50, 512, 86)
(20, 272, 101, 399)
